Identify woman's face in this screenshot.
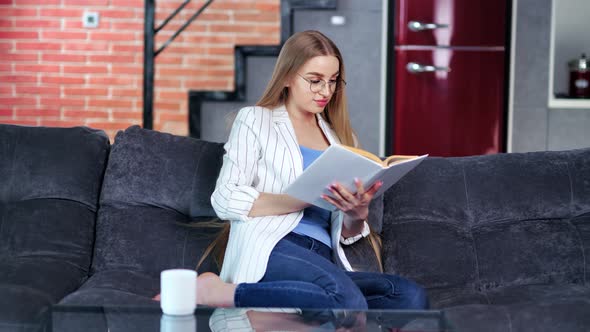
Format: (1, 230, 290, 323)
(286, 55, 340, 115)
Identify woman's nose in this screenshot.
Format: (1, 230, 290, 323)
(317, 83, 332, 97)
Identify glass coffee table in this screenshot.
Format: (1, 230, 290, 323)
(47, 303, 453, 331)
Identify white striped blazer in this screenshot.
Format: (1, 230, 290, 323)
(210, 105, 368, 284)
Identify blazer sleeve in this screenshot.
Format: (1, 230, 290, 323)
(211, 107, 261, 222)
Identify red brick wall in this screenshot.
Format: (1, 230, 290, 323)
(0, 0, 280, 138)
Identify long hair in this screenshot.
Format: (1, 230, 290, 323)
(257, 30, 354, 146)
(198, 30, 383, 272)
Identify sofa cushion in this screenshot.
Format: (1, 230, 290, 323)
(0, 124, 110, 328)
(0, 125, 109, 208)
(91, 126, 225, 278)
(98, 125, 223, 218)
(382, 148, 590, 292)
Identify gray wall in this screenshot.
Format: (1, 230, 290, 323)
(202, 0, 590, 154)
(294, 0, 383, 153)
(512, 0, 590, 152)
(200, 0, 384, 154)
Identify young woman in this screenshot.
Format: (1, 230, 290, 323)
(190, 30, 427, 310)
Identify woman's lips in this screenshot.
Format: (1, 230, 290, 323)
(315, 99, 328, 107)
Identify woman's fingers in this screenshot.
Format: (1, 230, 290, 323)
(364, 181, 383, 199)
(322, 194, 346, 211)
(353, 179, 382, 203)
(323, 180, 384, 211)
(354, 178, 365, 199)
(329, 183, 358, 205)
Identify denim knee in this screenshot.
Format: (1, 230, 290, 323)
(328, 284, 368, 310)
(406, 284, 429, 310)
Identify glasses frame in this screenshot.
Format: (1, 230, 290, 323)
(297, 73, 347, 93)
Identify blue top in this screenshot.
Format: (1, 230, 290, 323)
(292, 145, 332, 247)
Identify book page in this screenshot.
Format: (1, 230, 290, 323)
(368, 154, 429, 198)
(341, 145, 385, 166)
(384, 155, 418, 166)
(284, 145, 383, 210)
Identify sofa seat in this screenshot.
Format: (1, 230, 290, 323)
(59, 270, 158, 306)
(54, 270, 160, 332)
(430, 283, 590, 308)
(0, 284, 52, 332)
(428, 283, 590, 331)
(444, 296, 590, 332)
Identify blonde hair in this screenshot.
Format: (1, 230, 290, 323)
(198, 30, 382, 272)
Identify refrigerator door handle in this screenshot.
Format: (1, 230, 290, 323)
(406, 62, 451, 74)
(407, 21, 449, 32)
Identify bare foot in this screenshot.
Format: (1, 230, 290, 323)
(197, 272, 237, 308)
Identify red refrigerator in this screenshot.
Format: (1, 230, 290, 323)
(392, 0, 508, 157)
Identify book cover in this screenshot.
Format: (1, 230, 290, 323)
(284, 144, 428, 211)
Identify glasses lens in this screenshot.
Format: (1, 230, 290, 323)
(308, 79, 346, 93)
(309, 82, 320, 92)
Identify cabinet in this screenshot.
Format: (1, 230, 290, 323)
(392, 0, 509, 157)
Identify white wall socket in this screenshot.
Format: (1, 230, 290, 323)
(83, 11, 99, 28)
(330, 15, 346, 26)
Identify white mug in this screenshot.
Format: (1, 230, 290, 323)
(160, 269, 197, 316)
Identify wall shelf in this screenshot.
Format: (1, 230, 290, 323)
(548, 98, 590, 109)
(547, 0, 590, 110)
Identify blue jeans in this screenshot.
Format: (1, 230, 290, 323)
(234, 232, 429, 310)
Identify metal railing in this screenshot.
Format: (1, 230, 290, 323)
(143, 0, 214, 129)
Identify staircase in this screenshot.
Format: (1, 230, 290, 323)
(190, 0, 385, 154)
(189, 0, 337, 143)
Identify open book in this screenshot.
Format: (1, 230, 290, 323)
(284, 144, 428, 211)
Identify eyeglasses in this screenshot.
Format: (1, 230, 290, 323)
(297, 73, 347, 93)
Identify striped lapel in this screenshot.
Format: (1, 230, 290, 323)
(272, 106, 303, 179)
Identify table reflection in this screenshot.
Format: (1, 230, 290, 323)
(160, 314, 196, 332)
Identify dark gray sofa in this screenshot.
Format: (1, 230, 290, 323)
(1, 123, 589, 331)
(0, 125, 110, 332)
(381, 150, 590, 331)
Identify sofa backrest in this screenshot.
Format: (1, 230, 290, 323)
(0, 124, 110, 288)
(91, 126, 225, 277)
(381, 148, 590, 291)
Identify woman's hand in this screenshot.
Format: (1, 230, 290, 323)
(322, 178, 382, 221)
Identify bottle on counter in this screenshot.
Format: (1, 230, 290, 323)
(569, 53, 590, 98)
